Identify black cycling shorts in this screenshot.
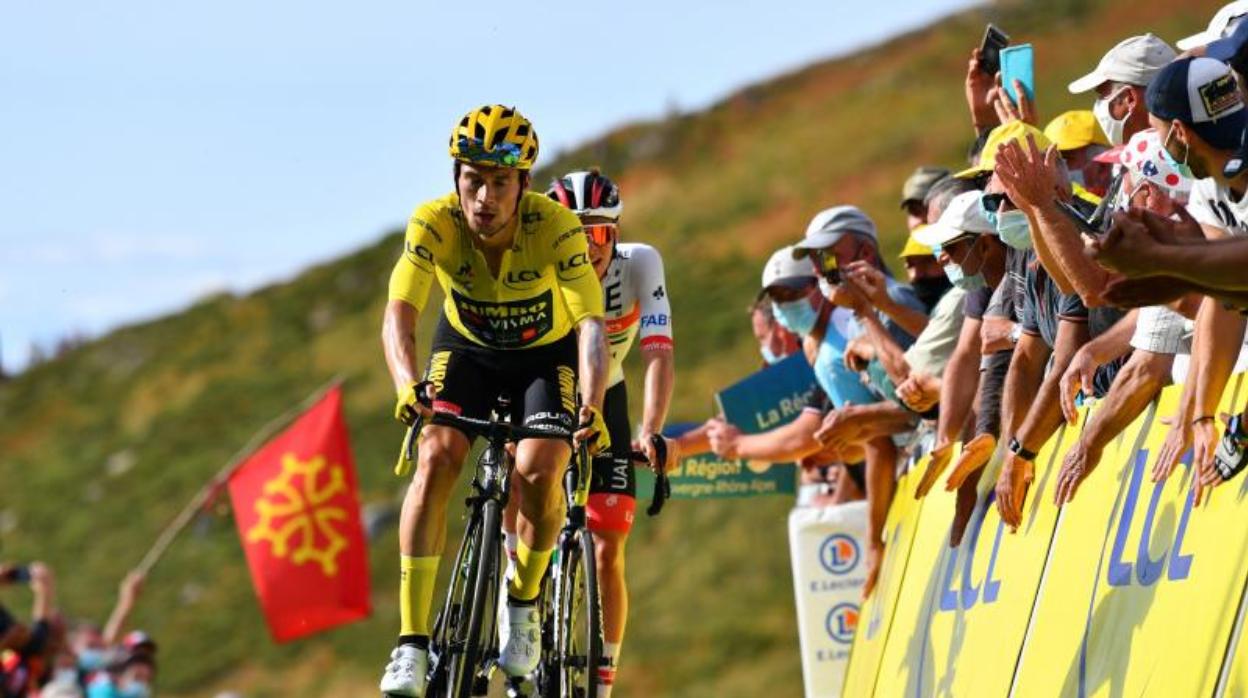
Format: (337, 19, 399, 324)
(424, 317, 578, 439)
(587, 381, 637, 533)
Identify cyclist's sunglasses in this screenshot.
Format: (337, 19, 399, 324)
(455, 136, 523, 168)
(583, 223, 618, 246)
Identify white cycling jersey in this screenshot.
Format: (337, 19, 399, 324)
(602, 242, 673, 386)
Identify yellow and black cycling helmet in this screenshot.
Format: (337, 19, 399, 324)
(449, 105, 539, 171)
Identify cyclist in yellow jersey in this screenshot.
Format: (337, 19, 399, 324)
(379, 105, 610, 698)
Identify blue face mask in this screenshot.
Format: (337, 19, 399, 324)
(996, 209, 1033, 250)
(78, 648, 107, 672)
(1160, 126, 1196, 180)
(943, 261, 986, 291)
(760, 344, 782, 365)
(119, 682, 152, 698)
(772, 298, 817, 336)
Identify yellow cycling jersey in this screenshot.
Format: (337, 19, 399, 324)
(388, 191, 604, 349)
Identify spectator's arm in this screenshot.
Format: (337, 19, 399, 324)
(672, 419, 715, 459)
(936, 318, 983, 447)
(844, 261, 929, 338)
(1014, 319, 1090, 454)
(28, 563, 54, 622)
(1136, 236, 1248, 289)
(862, 436, 898, 598)
(732, 410, 824, 462)
(103, 570, 145, 646)
(855, 308, 912, 385)
(1078, 350, 1172, 457)
(1000, 332, 1051, 446)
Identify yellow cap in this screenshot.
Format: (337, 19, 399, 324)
(1043, 110, 1111, 151)
(900, 230, 935, 258)
(954, 121, 1053, 179)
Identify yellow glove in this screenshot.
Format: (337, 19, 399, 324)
(578, 405, 611, 456)
(394, 381, 428, 426)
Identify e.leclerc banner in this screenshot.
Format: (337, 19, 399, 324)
(661, 352, 813, 498)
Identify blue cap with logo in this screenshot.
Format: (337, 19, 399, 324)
(1146, 56, 1246, 152)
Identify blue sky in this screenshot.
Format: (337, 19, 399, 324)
(1, 0, 978, 372)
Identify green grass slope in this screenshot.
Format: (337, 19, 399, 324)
(0, 0, 1220, 695)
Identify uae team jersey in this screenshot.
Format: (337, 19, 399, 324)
(388, 192, 605, 350)
(601, 243, 673, 386)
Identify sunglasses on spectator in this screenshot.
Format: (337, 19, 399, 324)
(980, 191, 1012, 213)
(583, 223, 618, 246)
(765, 281, 817, 302)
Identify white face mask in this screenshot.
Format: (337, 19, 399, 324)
(1093, 85, 1131, 146)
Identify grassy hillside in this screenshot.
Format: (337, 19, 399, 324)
(0, 0, 1221, 695)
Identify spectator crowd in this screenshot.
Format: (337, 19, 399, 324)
(676, 2, 1248, 596)
(2, 564, 157, 697)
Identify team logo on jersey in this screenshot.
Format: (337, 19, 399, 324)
(652, 285, 665, 300)
(405, 241, 434, 269)
(504, 268, 542, 288)
(451, 289, 554, 348)
(558, 252, 591, 274)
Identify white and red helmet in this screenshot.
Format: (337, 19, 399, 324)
(547, 169, 623, 220)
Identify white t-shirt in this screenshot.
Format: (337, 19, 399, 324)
(1188, 177, 1248, 237)
(602, 242, 673, 386)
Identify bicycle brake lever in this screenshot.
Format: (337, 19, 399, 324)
(646, 434, 670, 517)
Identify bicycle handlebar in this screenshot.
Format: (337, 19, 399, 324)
(608, 436, 671, 517)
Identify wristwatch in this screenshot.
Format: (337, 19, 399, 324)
(1008, 437, 1037, 462)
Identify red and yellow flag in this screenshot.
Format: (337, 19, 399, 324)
(228, 386, 371, 642)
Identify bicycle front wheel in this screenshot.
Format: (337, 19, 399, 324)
(457, 498, 501, 698)
(557, 529, 602, 698)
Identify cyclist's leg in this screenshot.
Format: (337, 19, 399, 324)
(587, 381, 635, 695)
(507, 331, 579, 602)
(397, 324, 497, 646)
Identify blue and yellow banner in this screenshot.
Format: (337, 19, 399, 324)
(842, 374, 1248, 697)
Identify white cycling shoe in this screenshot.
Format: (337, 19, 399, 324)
(498, 601, 541, 677)
(380, 645, 428, 697)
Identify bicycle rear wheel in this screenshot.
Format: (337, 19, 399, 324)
(557, 529, 602, 698)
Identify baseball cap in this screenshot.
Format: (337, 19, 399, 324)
(1146, 56, 1246, 152)
(1177, 1, 1248, 51)
(1044, 110, 1111, 151)
(900, 232, 935, 258)
(954, 121, 1053, 179)
(791, 206, 877, 259)
(1116, 128, 1195, 197)
(123, 630, 158, 653)
(1068, 34, 1178, 93)
(1205, 14, 1248, 74)
(913, 190, 996, 248)
(900, 166, 951, 208)
(758, 245, 816, 298)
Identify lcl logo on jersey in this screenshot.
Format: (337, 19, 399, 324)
(559, 252, 590, 273)
(819, 534, 860, 575)
(825, 603, 859, 644)
(505, 269, 541, 287)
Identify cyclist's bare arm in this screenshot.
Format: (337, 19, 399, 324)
(577, 317, 610, 411)
(639, 346, 674, 437)
(383, 299, 422, 395)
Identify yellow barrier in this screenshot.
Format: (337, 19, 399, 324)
(842, 375, 1248, 697)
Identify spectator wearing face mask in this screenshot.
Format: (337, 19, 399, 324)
(85, 651, 154, 698)
(900, 166, 951, 231)
(1051, 128, 1201, 506)
(706, 246, 873, 467)
(1068, 33, 1178, 148)
(1094, 55, 1248, 495)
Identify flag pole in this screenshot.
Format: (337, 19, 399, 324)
(135, 375, 345, 576)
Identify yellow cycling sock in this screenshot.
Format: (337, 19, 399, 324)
(400, 555, 440, 637)
(508, 541, 553, 602)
